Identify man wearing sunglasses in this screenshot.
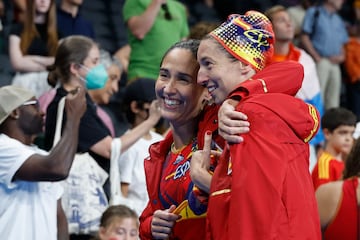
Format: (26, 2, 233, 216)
(0, 85, 86, 240)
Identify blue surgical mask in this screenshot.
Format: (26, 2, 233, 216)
(79, 64, 108, 89)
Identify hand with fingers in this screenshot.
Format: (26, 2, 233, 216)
(148, 99, 162, 125)
(65, 86, 86, 122)
(190, 131, 221, 193)
(218, 99, 250, 144)
(151, 205, 180, 239)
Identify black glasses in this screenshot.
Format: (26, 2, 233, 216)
(161, 4, 172, 20)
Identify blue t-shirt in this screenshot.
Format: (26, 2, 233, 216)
(302, 6, 348, 57)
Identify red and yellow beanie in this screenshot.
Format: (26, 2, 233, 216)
(210, 11, 275, 72)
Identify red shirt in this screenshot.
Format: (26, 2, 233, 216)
(139, 105, 223, 240)
(324, 177, 359, 240)
(312, 152, 344, 191)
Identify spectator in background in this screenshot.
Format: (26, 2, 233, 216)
(344, 19, 360, 121)
(315, 137, 360, 240)
(300, 0, 348, 110)
(287, 0, 314, 45)
(9, 0, 58, 97)
(0, 85, 86, 240)
(39, 48, 122, 138)
(56, 0, 95, 39)
(87, 56, 122, 137)
(44, 35, 161, 240)
(123, 0, 189, 81)
(44, 35, 161, 192)
(118, 78, 164, 217)
(95, 205, 139, 240)
(265, 5, 324, 171)
(312, 107, 357, 191)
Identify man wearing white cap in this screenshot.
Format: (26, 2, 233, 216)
(0, 85, 86, 240)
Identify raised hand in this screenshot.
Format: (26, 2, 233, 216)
(65, 86, 86, 121)
(190, 131, 221, 193)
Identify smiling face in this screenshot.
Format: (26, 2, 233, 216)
(197, 38, 251, 104)
(156, 47, 207, 126)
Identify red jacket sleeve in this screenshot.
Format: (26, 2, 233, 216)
(228, 61, 304, 100)
(139, 201, 154, 240)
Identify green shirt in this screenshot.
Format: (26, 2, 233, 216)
(123, 0, 189, 81)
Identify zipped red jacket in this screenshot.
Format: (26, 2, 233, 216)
(206, 65, 321, 240)
(139, 104, 222, 240)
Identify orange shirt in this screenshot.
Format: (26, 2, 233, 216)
(344, 37, 360, 83)
(272, 43, 301, 62)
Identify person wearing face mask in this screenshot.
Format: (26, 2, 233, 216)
(44, 35, 161, 240)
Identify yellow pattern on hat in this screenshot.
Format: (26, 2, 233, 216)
(210, 11, 274, 72)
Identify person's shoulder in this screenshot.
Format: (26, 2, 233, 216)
(0, 133, 22, 146)
(316, 180, 343, 203)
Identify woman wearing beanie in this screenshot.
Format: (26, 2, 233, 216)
(192, 11, 322, 240)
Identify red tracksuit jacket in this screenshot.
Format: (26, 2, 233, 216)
(206, 67, 321, 239)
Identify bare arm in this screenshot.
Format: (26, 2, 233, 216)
(57, 199, 69, 240)
(14, 87, 87, 181)
(127, 0, 166, 40)
(119, 100, 161, 152)
(121, 182, 129, 197)
(315, 182, 342, 229)
(300, 33, 322, 63)
(9, 35, 55, 72)
(329, 46, 345, 64)
(90, 100, 161, 158)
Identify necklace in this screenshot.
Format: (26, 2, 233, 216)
(169, 138, 198, 165)
(170, 143, 187, 154)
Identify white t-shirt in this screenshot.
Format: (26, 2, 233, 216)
(0, 134, 63, 240)
(118, 131, 163, 216)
